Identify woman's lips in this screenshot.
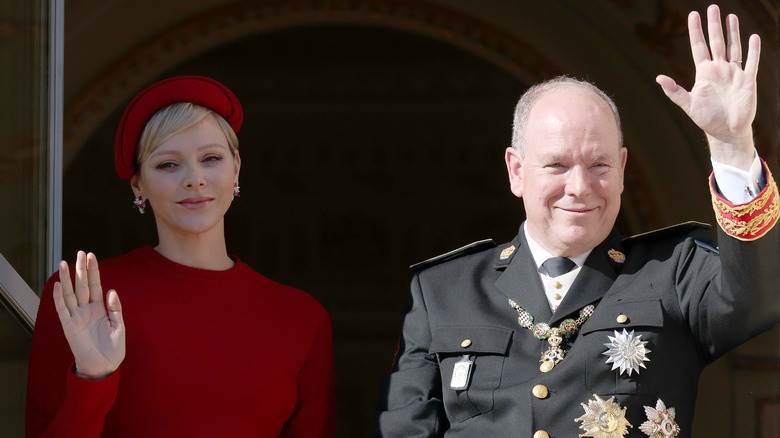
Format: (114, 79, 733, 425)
(177, 197, 214, 209)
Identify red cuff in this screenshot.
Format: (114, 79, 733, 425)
(55, 366, 121, 432)
(710, 159, 779, 241)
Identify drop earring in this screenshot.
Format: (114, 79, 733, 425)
(133, 195, 146, 214)
(233, 182, 241, 198)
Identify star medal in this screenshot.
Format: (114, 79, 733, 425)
(640, 399, 681, 437)
(575, 394, 632, 437)
(508, 299, 594, 372)
(602, 329, 651, 376)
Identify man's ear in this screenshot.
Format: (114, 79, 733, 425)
(618, 146, 628, 193)
(505, 147, 524, 199)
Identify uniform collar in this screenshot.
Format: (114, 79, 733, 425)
(549, 229, 625, 325)
(494, 226, 626, 325)
(523, 221, 592, 270)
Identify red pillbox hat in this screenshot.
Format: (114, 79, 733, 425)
(113, 75, 244, 180)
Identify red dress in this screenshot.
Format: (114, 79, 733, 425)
(26, 246, 335, 437)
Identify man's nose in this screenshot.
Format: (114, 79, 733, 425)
(565, 166, 591, 197)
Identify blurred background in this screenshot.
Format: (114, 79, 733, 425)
(1, 0, 777, 436)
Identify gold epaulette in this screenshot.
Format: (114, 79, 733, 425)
(710, 159, 779, 241)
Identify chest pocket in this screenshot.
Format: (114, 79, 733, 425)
(429, 326, 512, 423)
(580, 298, 664, 395)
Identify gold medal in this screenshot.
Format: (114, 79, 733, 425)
(575, 394, 632, 437)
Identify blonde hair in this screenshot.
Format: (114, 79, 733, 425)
(136, 102, 239, 166)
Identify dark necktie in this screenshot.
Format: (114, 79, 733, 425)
(540, 257, 576, 277)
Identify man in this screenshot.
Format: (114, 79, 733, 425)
(376, 5, 778, 438)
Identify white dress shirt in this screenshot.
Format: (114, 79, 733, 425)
(525, 154, 764, 311)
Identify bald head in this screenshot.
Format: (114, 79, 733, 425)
(511, 76, 623, 156)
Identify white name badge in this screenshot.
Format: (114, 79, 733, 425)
(450, 355, 474, 390)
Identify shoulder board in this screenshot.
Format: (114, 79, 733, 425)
(622, 221, 713, 245)
(410, 239, 495, 271)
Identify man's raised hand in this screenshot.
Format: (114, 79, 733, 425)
(656, 4, 760, 170)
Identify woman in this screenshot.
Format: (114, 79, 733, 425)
(26, 76, 335, 437)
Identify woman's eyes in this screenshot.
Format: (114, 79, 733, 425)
(156, 161, 176, 170)
(154, 155, 223, 170)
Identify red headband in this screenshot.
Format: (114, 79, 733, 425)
(113, 75, 244, 180)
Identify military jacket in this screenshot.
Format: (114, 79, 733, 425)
(376, 222, 780, 437)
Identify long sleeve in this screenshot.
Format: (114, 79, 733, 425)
(26, 273, 119, 438)
(280, 308, 336, 438)
(676, 159, 780, 361)
(376, 273, 444, 438)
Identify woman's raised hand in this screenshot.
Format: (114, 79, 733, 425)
(53, 251, 126, 379)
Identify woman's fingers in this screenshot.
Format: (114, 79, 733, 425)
(52, 282, 71, 325)
(106, 290, 124, 330)
(74, 251, 89, 305)
(58, 261, 78, 313)
(86, 253, 104, 303)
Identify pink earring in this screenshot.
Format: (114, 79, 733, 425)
(233, 182, 241, 198)
(133, 195, 146, 214)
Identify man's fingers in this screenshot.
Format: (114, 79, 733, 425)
(74, 251, 89, 305)
(726, 14, 742, 64)
(52, 282, 71, 325)
(706, 4, 726, 61)
(106, 290, 124, 329)
(86, 253, 104, 303)
(58, 261, 78, 313)
(744, 34, 761, 79)
(656, 75, 691, 112)
(688, 11, 711, 65)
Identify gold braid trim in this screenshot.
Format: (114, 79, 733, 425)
(711, 162, 779, 241)
(711, 176, 774, 216)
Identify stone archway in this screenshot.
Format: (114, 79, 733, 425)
(64, 0, 663, 232)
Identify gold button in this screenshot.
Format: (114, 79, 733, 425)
(532, 384, 549, 399)
(616, 314, 629, 324)
(553, 281, 562, 289)
(552, 292, 562, 300)
(533, 430, 550, 438)
(539, 361, 554, 373)
(460, 339, 472, 348)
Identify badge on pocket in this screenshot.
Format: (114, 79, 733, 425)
(450, 355, 474, 390)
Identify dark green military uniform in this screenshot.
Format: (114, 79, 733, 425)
(376, 222, 779, 437)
